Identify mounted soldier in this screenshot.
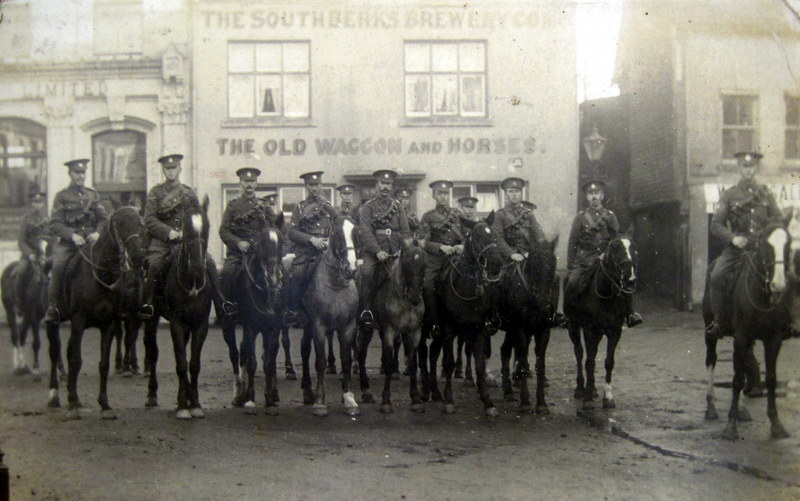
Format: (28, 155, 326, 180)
(564, 180, 642, 328)
(139, 154, 231, 321)
(357, 169, 411, 326)
(284, 171, 337, 326)
(45, 159, 108, 324)
(219, 167, 276, 321)
(395, 188, 420, 236)
(457, 196, 479, 223)
(706, 152, 784, 338)
(419, 180, 466, 335)
(336, 184, 357, 218)
(17, 190, 50, 292)
(490, 177, 546, 263)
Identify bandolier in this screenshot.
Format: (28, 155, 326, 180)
(46, 159, 108, 323)
(395, 188, 419, 236)
(491, 178, 545, 261)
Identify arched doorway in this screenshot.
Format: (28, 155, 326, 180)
(0, 117, 46, 208)
(92, 129, 147, 212)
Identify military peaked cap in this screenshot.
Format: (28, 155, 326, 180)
(394, 188, 412, 198)
(373, 169, 398, 181)
(734, 151, 763, 163)
(158, 154, 184, 167)
(300, 171, 324, 183)
(501, 177, 525, 190)
(458, 196, 479, 207)
(65, 159, 90, 172)
(337, 184, 356, 194)
(29, 189, 46, 201)
(429, 180, 453, 192)
(582, 180, 607, 192)
(264, 193, 278, 205)
(236, 167, 261, 181)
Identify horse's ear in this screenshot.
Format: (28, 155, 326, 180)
(485, 210, 495, 226)
(201, 194, 210, 213)
(403, 237, 415, 249)
(275, 212, 286, 231)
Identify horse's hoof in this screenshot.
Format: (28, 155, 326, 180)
(442, 403, 456, 415)
(303, 389, 315, 406)
(326, 364, 337, 375)
(602, 398, 616, 409)
(464, 377, 475, 387)
(176, 409, 192, 420)
(519, 404, 534, 414)
(771, 423, 790, 440)
(190, 408, 205, 419)
(285, 369, 297, 381)
(720, 425, 738, 441)
(379, 404, 393, 414)
(48, 396, 60, 408)
(65, 408, 81, 420)
(345, 406, 361, 417)
(485, 407, 499, 418)
(13, 366, 31, 376)
(454, 369, 464, 379)
(432, 391, 443, 403)
(145, 397, 158, 408)
(270, 389, 280, 403)
(361, 392, 375, 404)
(420, 391, 430, 403)
(312, 405, 329, 417)
(411, 403, 425, 414)
(504, 393, 517, 402)
(232, 394, 246, 408)
(486, 377, 499, 388)
(738, 407, 752, 422)
(244, 402, 258, 415)
(704, 408, 719, 421)
(536, 404, 550, 415)
(101, 409, 118, 420)
(265, 406, 279, 416)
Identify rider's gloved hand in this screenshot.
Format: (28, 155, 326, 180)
(732, 236, 748, 249)
(376, 251, 389, 262)
(237, 240, 251, 253)
(168, 229, 182, 241)
(440, 245, 455, 255)
(510, 253, 524, 262)
(310, 237, 327, 251)
(71, 233, 86, 246)
(87, 232, 100, 243)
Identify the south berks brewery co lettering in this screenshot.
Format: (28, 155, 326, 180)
(216, 137, 537, 156)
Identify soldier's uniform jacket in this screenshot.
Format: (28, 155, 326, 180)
(288, 196, 336, 254)
(491, 203, 545, 260)
(419, 206, 464, 255)
(144, 181, 197, 242)
(358, 195, 410, 256)
(220, 195, 275, 256)
(711, 179, 782, 248)
(49, 184, 107, 245)
(567, 206, 619, 269)
(336, 201, 356, 219)
(19, 210, 49, 256)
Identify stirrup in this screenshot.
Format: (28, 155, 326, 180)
(626, 312, 643, 328)
(551, 312, 568, 328)
(139, 304, 155, 320)
(222, 301, 237, 317)
(705, 321, 721, 339)
(429, 323, 441, 339)
(359, 310, 374, 325)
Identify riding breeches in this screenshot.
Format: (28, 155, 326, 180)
(358, 253, 381, 313)
(47, 243, 75, 309)
(286, 250, 321, 311)
(221, 253, 244, 305)
(709, 246, 742, 323)
(142, 240, 225, 310)
(423, 252, 448, 327)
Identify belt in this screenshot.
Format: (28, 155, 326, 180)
(375, 228, 392, 236)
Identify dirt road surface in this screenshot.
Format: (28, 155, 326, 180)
(1, 303, 799, 500)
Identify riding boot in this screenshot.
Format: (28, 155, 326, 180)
(358, 279, 375, 326)
(45, 263, 64, 324)
(207, 261, 236, 319)
(422, 286, 440, 338)
(283, 275, 304, 328)
(138, 274, 158, 320)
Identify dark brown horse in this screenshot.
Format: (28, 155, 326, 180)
(707, 224, 792, 440)
(301, 216, 360, 416)
(497, 236, 560, 414)
(357, 238, 427, 414)
(45, 206, 145, 419)
(2, 232, 50, 378)
(423, 215, 504, 416)
(221, 216, 286, 415)
(141, 196, 213, 419)
(566, 235, 638, 410)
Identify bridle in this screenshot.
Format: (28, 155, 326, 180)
(742, 237, 789, 313)
(242, 234, 284, 314)
(175, 211, 208, 298)
(594, 239, 637, 299)
(324, 229, 356, 286)
(79, 207, 142, 290)
(447, 228, 500, 301)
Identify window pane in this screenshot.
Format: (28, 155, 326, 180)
(459, 42, 484, 72)
(787, 96, 800, 126)
(280, 187, 306, 214)
(475, 188, 498, 212)
(405, 43, 430, 72)
(256, 75, 282, 116)
(255, 43, 281, 72)
(738, 130, 754, 152)
(432, 74, 458, 115)
(92, 130, 146, 187)
(452, 186, 471, 200)
(229, 74, 255, 118)
(786, 131, 800, 159)
(229, 43, 254, 72)
(405, 75, 431, 117)
(722, 97, 737, 125)
(283, 42, 309, 72)
(722, 129, 737, 159)
(460, 75, 485, 116)
(284, 74, 310, 118)
(431, 43, 458, 72)
(737, 98, 754, 126)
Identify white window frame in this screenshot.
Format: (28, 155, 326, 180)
(721, 93, 758, 162)
(450, 182, 503, 215)
(227, 41, 311, 125)
(785, 93, 800, 162)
